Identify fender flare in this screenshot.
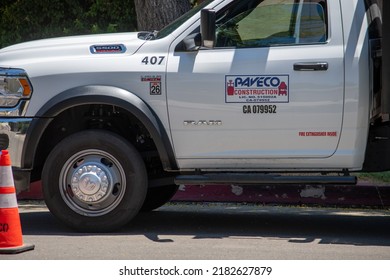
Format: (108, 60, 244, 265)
(24, 85, 177, 170)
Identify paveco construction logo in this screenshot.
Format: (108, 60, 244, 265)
(225, 75, 289, 103)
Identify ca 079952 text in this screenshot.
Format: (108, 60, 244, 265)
(243, 105, 277, 114)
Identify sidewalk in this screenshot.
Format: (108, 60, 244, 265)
(17, 180, 390, 207)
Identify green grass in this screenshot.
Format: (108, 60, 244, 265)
(357, 171, 390, 184)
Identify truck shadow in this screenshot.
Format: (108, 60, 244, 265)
(19, 203, 390, 248)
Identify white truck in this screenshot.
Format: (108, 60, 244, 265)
(0, 0, 385, 231)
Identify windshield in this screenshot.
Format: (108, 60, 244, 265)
(155, 0, 214, 39)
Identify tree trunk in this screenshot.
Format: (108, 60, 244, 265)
(134, 0, 192, 31)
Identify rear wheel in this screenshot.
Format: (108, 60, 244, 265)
(141, 184, 178, 212)
(42, 130, 147, 232)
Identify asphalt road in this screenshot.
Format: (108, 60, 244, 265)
(1, 201, 390, 260)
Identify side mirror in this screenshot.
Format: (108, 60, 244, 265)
(201, 9, 216, 49)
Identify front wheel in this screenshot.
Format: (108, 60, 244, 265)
(42, 130, 147, 232)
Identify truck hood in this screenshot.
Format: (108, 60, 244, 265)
(0, 32, 145, 67)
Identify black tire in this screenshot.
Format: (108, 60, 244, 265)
(42, 130, 147, 232)
(141, 185, 178, 212)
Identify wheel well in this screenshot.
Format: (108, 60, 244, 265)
(32, 104, 165, 181)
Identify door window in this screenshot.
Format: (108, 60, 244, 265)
(215, 0, 327, 48)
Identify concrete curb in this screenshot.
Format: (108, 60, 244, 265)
(17, 181, 43, 200)
(172, 184, 390, 207)
(17, 180, 390, 207)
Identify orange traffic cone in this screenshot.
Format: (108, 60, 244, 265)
(0, 150, 34, 254)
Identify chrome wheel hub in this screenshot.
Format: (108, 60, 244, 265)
(71, 164, 111, 204)
(60, 149, 126, 217)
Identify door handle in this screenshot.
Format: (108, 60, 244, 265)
(294, 62, 328, 71)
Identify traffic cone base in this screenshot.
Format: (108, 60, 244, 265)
(0, 243, 35, 254)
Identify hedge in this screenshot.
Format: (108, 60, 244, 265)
(0, 0, 137, 48)
(0, 0, 203, 49)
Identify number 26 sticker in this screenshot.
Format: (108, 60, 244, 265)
(150, 82, 161, 95)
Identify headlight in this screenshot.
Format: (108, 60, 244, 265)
(0, 68, 33, 108)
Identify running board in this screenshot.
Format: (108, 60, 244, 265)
(175, 173, 357, 185)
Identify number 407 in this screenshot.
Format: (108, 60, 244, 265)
(142, 56, 165, 65)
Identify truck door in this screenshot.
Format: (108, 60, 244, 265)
(167, 0, 344, 168)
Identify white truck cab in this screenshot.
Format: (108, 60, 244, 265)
(0, 0, 385, 231)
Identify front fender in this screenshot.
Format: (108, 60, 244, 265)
(24, 85, 177, 170)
